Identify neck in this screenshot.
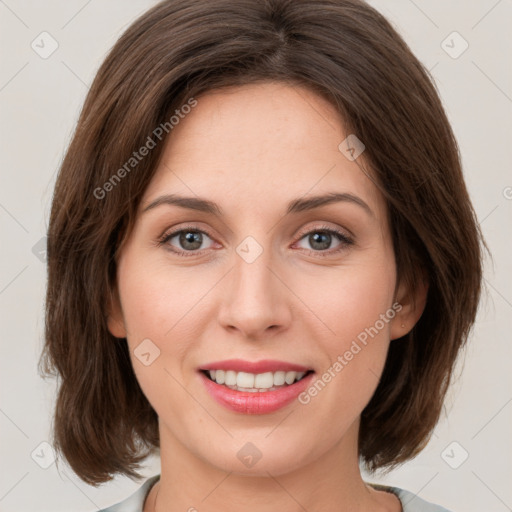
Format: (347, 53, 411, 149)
(147, 419, 400, 512)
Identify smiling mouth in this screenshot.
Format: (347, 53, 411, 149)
(200, 369, 315, 392)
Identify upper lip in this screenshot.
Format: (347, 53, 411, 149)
(199, 359, 313, 374)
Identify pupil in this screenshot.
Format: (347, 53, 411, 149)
(310, 232, 330, 250)
(181, 231, 202, 250)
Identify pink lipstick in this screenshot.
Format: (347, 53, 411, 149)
(198, 359, 315, 414)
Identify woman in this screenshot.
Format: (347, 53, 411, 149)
(39, 0, 485, 510)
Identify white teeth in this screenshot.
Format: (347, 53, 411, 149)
(285, 371, 296, 384)
(254, 372, 273, 388)
(273, 371, 285, 386)
(205, 369, 310, 389)
(225, 370, 237, 386)
(236, 371, 255, 388)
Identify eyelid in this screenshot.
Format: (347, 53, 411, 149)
(294, 222, 354, 242)
(292, 224, 354, 257)
(156, 223, 218, 253)
(157, 222, 354, 257)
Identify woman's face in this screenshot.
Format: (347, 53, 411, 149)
(108, 82, 413, 476)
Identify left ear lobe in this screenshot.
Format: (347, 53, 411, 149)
(390, 272, 429, 340)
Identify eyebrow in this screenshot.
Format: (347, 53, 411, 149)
(142, 192, 374, 218)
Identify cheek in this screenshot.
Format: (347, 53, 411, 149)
(294, 260, 396, 406)
(294, 258, 396, 341)
(118, 258, 193, 339)
(117, 259, 217, 379)
(336, 268, 396, 369)
(116, 261, 198, 412)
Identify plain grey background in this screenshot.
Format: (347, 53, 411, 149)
(0, 1, 511, 511)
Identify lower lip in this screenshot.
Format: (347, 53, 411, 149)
(199, 371, 315, 414)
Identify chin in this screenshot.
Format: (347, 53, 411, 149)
(192, 433, 316, 477)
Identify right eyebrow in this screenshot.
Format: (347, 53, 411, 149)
(142, 194, 221, 215)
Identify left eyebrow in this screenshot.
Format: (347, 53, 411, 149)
(141, 192, 374, 218)
(286, 192, 374, 217)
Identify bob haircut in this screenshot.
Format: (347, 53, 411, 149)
(40, 0, 485, 486)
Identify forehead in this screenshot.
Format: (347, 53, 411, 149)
(142, 82, 386, 221)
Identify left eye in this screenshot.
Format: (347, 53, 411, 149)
(295, 228, 352, 253)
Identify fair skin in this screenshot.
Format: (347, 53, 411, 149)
(108, 82, 427, 512)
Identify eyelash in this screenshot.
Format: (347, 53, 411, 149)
(156, 224, 354, 258)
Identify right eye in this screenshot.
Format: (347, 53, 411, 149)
(157, 226, 217, 256)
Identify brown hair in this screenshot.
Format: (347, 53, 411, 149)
(39, 0, 485, 485)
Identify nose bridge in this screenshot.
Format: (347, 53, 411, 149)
(235, 246, 274, 299)
(218, 235, 290, 337)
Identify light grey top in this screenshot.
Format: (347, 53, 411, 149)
(97, 475, 452, 512)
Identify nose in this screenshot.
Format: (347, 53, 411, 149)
(217, 247, 292, 340)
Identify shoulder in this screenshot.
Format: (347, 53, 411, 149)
(392, 487, 453, 512)
(370, 483, 453, 512)
(96, 475, 160, 512)
(96, 477, 452, 512)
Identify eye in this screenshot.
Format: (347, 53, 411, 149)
(294, 225, 354, 257)
(157, 225, 216, 256)
(157, 223, 354, 258)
